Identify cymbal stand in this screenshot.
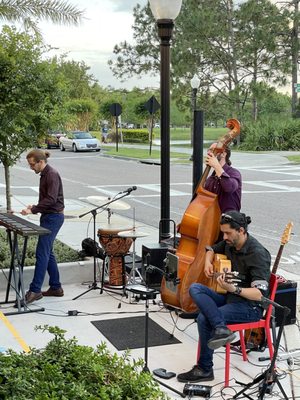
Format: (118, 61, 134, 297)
(107, 208, 113, 224)
(126, 208, 144, 286)
(73, 193, 131, 300)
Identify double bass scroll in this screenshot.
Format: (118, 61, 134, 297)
(160, 119, 241, 313)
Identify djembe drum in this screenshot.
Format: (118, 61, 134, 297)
(97, 224, 133, 286)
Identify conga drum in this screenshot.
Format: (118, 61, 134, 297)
(97, 224, 133, 286)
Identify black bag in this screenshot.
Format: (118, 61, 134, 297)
(81, 238, 105, 259)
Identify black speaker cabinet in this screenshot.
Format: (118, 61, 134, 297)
(142, 243, 170, 288)
(274, 280, 297, 327)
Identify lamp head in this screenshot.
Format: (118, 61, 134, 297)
(190, 74, 200, 89)
(149, 0, 182, 21)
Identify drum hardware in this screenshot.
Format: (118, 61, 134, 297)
(107, 208, 112, 224)
(73, 191, 134, 300)
(119, 207, 149, 288)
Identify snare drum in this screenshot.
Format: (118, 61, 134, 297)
(97, 225, 133, 286)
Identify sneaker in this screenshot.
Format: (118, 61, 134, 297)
(25, 291, 43, 304)
(177, 365, 214, 383)
(42, 287, 64, 297)
(207, 326, 236, 350)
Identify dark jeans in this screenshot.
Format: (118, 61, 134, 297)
(30, 213, 64, 293)
(189, 283, 263, 372)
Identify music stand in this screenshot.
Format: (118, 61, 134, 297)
(126, 284, 186, 398)
(73, 193, 131, 300)
(233, 298, 290, 400)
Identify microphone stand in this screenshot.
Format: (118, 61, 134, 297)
(73, 192, 131, 300)
(233, 297, 290, 400)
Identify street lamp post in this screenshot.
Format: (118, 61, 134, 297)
(190, 74, 200, 112)
(190, 73, 200, 151)
(149, 0, 182, 240)
(190, 74, 201, 192)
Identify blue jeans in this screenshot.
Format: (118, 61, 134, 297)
(189, 283, 263, 372)
(30, 213, 64, 293)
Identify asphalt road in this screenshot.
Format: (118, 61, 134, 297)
(2, 147, 300, 276)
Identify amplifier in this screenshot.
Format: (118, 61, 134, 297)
(141, 243, 170, 288)
(274, 280, 297, 327)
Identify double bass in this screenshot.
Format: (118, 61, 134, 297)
(161, 119, 241, 313)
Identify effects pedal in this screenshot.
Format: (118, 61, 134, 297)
(153, 368, 176, 379)
(183, 383, 212, 398)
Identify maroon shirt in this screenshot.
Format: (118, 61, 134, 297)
(31, 164, 64, 214)
(204, 163, 242, 212)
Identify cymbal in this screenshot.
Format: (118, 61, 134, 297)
(118, 229, 149, 239)
(85, 196, 130, 210)
(97, 224, 133, 233)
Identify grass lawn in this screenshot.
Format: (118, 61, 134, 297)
(102, 146, 191, 161)
(287, 155, 300, 163)
(92, 126, 223, 142)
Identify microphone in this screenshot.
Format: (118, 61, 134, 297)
(119, 186, 137, 194)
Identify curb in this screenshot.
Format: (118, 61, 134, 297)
(0, 259, 94, 293)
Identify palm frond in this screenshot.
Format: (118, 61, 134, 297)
(0, 0, 84, 25)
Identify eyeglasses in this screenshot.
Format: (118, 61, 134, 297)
(221, 213, 241, 225)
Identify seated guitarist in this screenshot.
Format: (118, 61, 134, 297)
(177, 211, 271, 383)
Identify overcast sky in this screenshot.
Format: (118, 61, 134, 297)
(39, 0, 159, 90)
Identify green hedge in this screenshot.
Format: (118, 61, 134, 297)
(240, 118, 300, 151)
(109, 129, 150, 143)
(0, 229, 80, 269)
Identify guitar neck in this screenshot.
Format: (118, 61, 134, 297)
(272, 244, 284, 275)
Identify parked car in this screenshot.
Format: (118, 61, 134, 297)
(59, 131, 101, 152)
(45, 132, 65, 149)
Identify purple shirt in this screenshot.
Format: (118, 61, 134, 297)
(204, 163, 242, 212)
(31, 164, 64, 215)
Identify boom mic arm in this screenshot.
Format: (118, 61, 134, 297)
(118, 186, 137, 194)
(146, 264, 180, 286)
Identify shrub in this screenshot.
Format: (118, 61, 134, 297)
(109, 129, 150, 143)
(0, 326, 169, 400)
(0, 229, 80, 269)
(240, 118, 300, 151)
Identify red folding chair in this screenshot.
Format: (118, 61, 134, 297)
(196, 273, 279, 387)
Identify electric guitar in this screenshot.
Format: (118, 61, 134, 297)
(244, 222, 293, 351)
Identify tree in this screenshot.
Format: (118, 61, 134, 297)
(65, 98, 98, 131)
(0, 0, 83, 33)
(236, 0, 291, 120)
(0, 26, 67, 210)
(109, 0, 292, 123)
(55, 57, 98, 100)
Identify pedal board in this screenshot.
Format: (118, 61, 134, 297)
(183, 383, 212, 397)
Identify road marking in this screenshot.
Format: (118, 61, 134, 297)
(0, 312, 30, 353)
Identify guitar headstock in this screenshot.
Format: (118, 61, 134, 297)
(281, 221, 293, 245)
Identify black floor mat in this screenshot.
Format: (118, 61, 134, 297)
(91, 316, 181, 351)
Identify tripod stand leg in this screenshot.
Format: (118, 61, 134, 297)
(72, 281, 100, 300)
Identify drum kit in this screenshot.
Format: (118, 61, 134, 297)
(82, 195, 149, 295)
